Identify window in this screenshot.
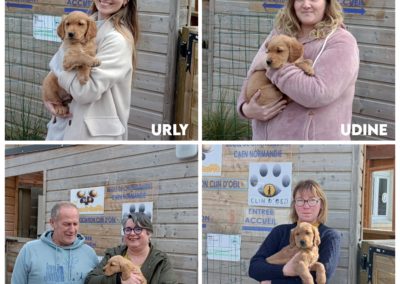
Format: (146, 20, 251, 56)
(5, 172, 44, 238)
(362, 145, 395, 240)
(371, 170, 393, 229)
(18, 186, 44, 238)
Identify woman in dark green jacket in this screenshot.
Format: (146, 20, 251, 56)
(85, 213, 177, 284)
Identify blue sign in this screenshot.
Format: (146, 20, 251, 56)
(6, 2, 33, 9)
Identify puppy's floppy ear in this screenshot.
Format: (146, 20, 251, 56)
(287, 37, 304, 63)
(57, 15, 66, 40)
(312, 226, 321, 247)
(85, 19, 97, 40)
(289, 227, 296, 247)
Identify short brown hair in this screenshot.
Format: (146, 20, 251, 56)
(290, 180, 328, 224)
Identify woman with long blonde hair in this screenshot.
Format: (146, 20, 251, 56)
(44, 0, 139, 140)
(238, 0, 359, 140)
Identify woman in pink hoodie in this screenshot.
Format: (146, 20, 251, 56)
(238, 0, 359, 140)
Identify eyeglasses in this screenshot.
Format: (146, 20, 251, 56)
(123, 226, 144, 235)
(294, 198, 320, 207)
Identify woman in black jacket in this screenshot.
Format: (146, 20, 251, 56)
(85, 213, 177, 284)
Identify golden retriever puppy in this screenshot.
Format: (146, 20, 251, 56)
(246, 34, 314, 106)
(103, 255, 147, 283)
(266, 222, 326, 284)
(42, 11, 100, 115)
(265, 35, 314, 74)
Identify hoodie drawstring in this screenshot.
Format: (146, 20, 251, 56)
(312, 29, 336, 68)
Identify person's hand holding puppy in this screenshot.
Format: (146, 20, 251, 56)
(242, 90, 287, 121)
(121, 272, 146, 284)
(282, 251, 302, 276)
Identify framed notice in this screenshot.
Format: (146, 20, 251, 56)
(121, 202, 153, 235)
(248, 162, 292, 207)
(33, 14, 62, 42)
(207, 233, 241, 261)
(70, 186, 105, 215)
(202, 145, 222, 176)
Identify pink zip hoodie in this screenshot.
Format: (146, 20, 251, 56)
(238, 27, 359, 140)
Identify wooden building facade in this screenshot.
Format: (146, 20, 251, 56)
(5, 145, 198, 283)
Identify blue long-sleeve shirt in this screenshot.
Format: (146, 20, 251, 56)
(249, 223, 341, 283)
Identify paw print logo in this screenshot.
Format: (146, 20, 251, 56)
(123, 203, 152, 220)
(249, 163, 292, 198)
(202, 144, 214, 160)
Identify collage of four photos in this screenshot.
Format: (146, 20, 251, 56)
(3, 0, 396, 283)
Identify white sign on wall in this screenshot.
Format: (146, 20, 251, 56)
(121, 202, 153, 235)
(202, 145, 222, 176)
(70, 186, 105, 215)
(33, 14, 62, 42)
(248, 162, 292, 207)
(207, 233, 241, 261)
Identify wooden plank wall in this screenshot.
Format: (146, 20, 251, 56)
(346, 0, 395, 140)
(6, 238, 31, 284)
(5, 0, 193, 140)
(205, 0, 395, 140)
(131, 1, 180, 140)
(5, 177, 18, 237)
(202, 145, 363, 283)
(5, 145, 198, 283)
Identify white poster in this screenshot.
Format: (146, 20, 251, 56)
(207, 233, 241, 261)
(70, 186, 105, 214)
(33, 14, 62, 42)
(248, 162, 292, 207)
(202, 145, 222, 176)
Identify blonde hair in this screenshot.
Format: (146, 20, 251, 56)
(290, 180, 328, 224)
(90, 0, 139, 67)
(275, 0, 344, 39)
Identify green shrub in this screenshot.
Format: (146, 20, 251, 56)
(203, 101, 251, 140)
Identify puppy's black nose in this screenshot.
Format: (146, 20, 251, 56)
(68, 32, 75, 38)
(300, 240, 306, 247)
(266, 59, 272, 66)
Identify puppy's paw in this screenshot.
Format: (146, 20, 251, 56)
(55, 105, 69, 116)
(303, 59, 314, 75)
(63, 60, 74, 71)
(303, 67, 314, 76)
(295, 60, 314, 76)
(92, 58, 101, 67)
(316, 273, 326, 284)
(303, 59, 313, 65)
(78, 75, 89, 85)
